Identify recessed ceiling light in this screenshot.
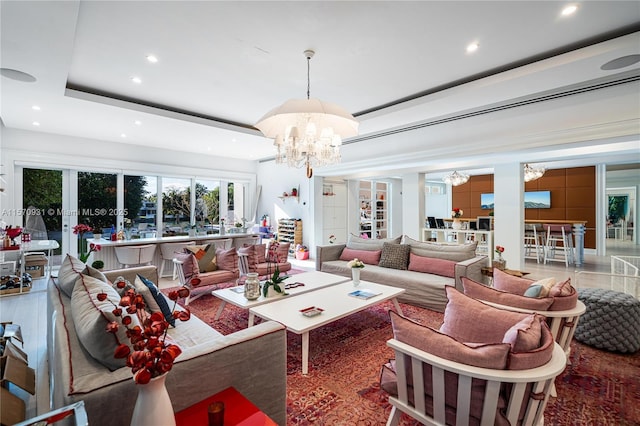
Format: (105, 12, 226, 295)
(32, 121, 40, 126)
(561, 4, 578, 16)
(121, 133, 127, 138)
(32, 105, 41, 111)
(134, 120, 142, 126)
(146, 55, 158, 63)
(466, 42, 479, 53)
(131, 76, 142, 84)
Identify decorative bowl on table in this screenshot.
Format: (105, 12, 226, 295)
(6, 227, 22, 246)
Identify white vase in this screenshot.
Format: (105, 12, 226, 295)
(130, 373, 175, 426)
(452, 219, 463, 230)
(352, 268, 361, 286)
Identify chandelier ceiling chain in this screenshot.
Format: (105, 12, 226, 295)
(255, 49, 359, 178)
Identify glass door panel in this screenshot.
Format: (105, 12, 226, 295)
(22, 168, 64, 264)
(77, 171, 117, 246)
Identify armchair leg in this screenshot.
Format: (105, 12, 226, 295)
(386, 406, 401, 426)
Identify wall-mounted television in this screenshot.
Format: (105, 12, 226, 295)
(481, 191, 551, 209)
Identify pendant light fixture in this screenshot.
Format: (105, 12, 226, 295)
(443, 171, 470, 186)
(255, 50, 359, 178)
(524, 164, 546, 182)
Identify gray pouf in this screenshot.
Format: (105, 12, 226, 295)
(575, 288, 640, 353)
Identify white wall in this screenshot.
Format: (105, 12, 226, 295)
(256, 160, 315, 250)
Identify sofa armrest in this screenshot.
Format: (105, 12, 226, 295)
(454, 256, 488, 290)
(315, 244, 346, 271)
(104, 266, 158, 284)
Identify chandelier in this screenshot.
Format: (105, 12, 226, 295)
(443, 171, 470, 186)
(255, 50, 359, 178)
(524, 164, 546, 182)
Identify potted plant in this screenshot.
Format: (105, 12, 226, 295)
(262, 266, 288, 298)
(91, 260, 104, 271)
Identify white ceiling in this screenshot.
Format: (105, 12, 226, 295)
(1, 1, 639, 178)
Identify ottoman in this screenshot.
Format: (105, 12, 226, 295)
(575, 288, 640, 353)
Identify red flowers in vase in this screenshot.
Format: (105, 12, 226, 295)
(101, 282, 191, 384)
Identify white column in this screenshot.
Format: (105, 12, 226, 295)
(596, 164, 607, 256)
(401, 173, 425, 241)
(494, 163, 524, 270)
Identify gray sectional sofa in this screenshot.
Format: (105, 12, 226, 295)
(47, 255, 287, 425)
(316, 235, 488, 312)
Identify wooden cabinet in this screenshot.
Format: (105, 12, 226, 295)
(277, 219, 302, 255)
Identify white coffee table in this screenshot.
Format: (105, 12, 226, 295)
(211, 271, 349, 326)
(249, 280, 405, 375)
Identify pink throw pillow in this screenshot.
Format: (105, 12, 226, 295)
(390, 311, 509, 369)
(239, 245, 257, 267)
(174, 252, 199, 280)
(408, 253, 456, 278)
(502, 314, 542, 352)
(255, 244, 267, 264)
(215, 247, 238, 273)
(492, 269, 533, 295)
(549, 278, 573, 297)
(339, 248, 382, 265)
(440, 287, 529, 344)
(461, 277, 554, 311)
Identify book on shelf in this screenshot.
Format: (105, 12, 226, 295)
(348, 289, 382, 300)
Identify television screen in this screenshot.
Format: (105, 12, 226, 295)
(481, 191, 551, 209)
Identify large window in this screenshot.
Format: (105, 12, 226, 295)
(125, 175, 155, 238)
(77, 171, 117, 246)
(161, 177, 191, 236)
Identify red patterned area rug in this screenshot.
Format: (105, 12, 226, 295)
(167, 281, 640, 425)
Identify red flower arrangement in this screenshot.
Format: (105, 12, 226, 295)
(101, 281, 191, 384)
(73, 224, 101, 262)
(495, 245, 505, 256)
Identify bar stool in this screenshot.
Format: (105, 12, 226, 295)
(543, 224, 574, 266)
(159, 241, 194, 279)
(524, 223, 545, 263)
(114, 245, 156, 268)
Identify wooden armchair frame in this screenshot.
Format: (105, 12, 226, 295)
(386, 339, 566, 426)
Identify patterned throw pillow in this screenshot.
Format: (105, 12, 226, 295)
(185, 244, 217, 272)
(71, 274, 140, 370)
(378, 242, 410, 270)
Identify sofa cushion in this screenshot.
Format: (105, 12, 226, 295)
(390, 310, 509, 369)
(186, 244, 217, 272)
(238, 245, 257, 271)
(175, 252, 199, 280)
(440, 287, 530, 344)
(461, 277, 554, 311)
(378, 243, 410, 270)
(492, 269, 534, 294)
(71, 274, 139, 370)
(84, 265, 108, 283)
(347, 234, 401, 251)
(507, 319, 555, 370)
(339, 248, 382, 265)
(408, 253, 456, 278)
(133, 275, 162, 314)
(493, 270, 577, 311)
(136, 274, 176, 326)
(216, 247, 238, 273)
(266, 241, 290, 263)
(404, 236, 477, 262)
(255, 244, 267, 264)
(502, 314, 541, 352)
(58, 254, 88, 297)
